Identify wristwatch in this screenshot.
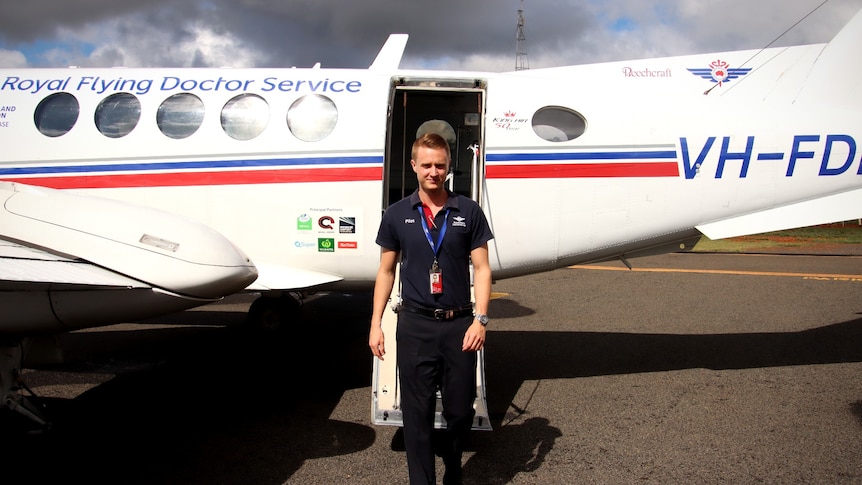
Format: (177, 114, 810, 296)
(475, 314, 489, 326)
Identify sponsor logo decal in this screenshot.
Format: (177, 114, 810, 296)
(297, 214, 313, 230)
(318, 238, 335, 252)
(339, 217, 356, 234)
(318, 215, 335, 230)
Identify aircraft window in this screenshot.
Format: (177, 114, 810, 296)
(532, 106, 586, 142)
(221, 94, 269, 141)
(95, 93, 141, 139)
(416, 119, 457, 148)
(34, 92, 80, 137)
(286, 94, 338, 142)
(157, 93, 205, 139)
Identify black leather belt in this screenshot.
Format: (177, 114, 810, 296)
(401, 303, 474, 321)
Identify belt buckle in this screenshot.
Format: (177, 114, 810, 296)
(434, 309, 453, 320)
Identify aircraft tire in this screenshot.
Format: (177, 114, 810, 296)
(247, 294, 300, 332)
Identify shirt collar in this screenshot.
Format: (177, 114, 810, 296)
(409, 189, 460, 210)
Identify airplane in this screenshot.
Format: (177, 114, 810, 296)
(2, 6, 862, 430)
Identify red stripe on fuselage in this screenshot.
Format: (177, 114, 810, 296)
(2, 162, 679, 190)
(1, 167, 383, 189)
(487, 162, 679, 178)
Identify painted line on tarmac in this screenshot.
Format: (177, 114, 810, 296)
(570, 265, 862, 282)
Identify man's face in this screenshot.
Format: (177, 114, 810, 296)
(411, 145, 450, 192)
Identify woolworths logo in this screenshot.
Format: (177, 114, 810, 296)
(318, 238, 335, 252)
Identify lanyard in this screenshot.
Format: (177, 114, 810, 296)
(418, 205, 449, 258)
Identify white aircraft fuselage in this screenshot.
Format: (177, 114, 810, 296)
(1, 13, 862, 335)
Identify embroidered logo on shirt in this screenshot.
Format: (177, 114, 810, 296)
(452, 216, 467, 227)
(404, 218, 416, 224)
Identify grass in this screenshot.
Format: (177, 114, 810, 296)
(691, 222, 862, 253)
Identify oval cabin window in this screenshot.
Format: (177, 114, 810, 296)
(34, 92, 80, 137)
(157, 93, 205, 139)
(95, 93, 141, 138)
(532, 106, 587, 142)
(287, 94, 338, 142)
(221, 94, 270, 141)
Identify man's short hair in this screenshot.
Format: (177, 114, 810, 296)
(412, 132, 451, 162)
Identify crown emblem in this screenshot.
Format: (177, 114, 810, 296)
(710, 59, 730, 83)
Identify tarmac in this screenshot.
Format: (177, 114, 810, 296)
(3, 250, 862, 484)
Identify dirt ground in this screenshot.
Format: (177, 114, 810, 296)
(716, 223, 862, 255)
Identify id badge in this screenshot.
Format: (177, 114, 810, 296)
(429, 260, 443, 294)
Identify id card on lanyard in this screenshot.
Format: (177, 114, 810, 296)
(419, 205, 449, 295)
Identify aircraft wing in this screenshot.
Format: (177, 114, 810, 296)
(0, 239, 148, 291)
(696, 187, 862, 240)
(0, 181, 257, 335)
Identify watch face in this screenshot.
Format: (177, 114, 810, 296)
(478, 314, 489, 325)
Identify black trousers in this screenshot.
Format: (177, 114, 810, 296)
(396, 310, 477, 485)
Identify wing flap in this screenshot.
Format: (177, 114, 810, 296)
(696, 188, 862, 240)
(246, 262, 343, 291)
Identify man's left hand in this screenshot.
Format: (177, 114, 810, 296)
(462, 320, 486, 352)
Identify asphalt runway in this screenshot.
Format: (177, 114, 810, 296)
(3, 251, 862, 484)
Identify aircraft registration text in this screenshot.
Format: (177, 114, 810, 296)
(680, 135, 861, 179)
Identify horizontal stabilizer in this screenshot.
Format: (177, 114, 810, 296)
(369, 34, 408, 71)
(696, 188, 862, 240)
(247, 262, 343, 291)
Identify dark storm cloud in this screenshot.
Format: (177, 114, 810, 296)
(0, 0, 179, 42)
(0, 0, 859, 69)
(211, 0, 573, 68)
(0, 0, 597, 68)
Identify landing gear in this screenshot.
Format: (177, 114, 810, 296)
(0, 340, 50, 433)
(247, 292, 302, 331)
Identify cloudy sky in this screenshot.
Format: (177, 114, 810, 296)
(0, 0, 860, 71)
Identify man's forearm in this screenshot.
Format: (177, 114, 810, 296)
(472, 265, 491, 315)
(371, 272, 395, 326)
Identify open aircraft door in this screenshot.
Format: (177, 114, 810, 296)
(372, 78, 491, 431)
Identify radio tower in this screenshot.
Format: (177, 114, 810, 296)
(515, 1, 529, 71)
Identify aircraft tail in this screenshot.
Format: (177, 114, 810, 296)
(370, 34, 408, 71)
(794, 8, 862, 109)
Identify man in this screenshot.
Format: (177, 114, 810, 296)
(369, 132, 493, 485)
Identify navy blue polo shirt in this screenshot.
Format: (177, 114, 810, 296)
(376, 190, 493, 310)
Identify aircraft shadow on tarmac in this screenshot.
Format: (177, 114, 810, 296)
(4, 300, 376, 484)
(4, 291, 862, 484)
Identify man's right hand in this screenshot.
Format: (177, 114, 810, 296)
(369, 324, 386, 360)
